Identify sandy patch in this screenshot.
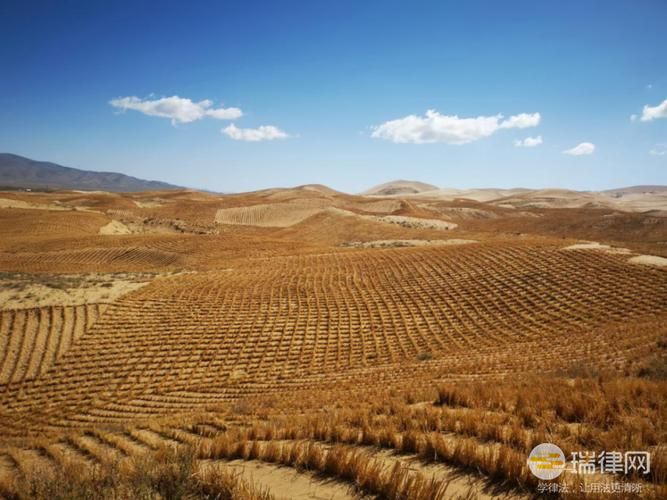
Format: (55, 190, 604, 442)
(628, 255, 667, 267)
(0, 197, 68, 211)
(133, 200, 164, 208)
(421, 204, 499, 219)
(200, 460, 356, 500)
(101, 211, 205, 234)
(369, 448, 525, 500)
(99, 220, 132, 235)
(562, 242, 631, 254)
(366, 215, 458, 230)
(343, 239, 476, 248)
(0, 272, 156, 309)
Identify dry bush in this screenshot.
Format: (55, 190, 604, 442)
(194, 467, 274, 500)
(637, 356, 667, 380)
(185, 374, 664, 495)
(199, 437, 460, 500)
(436, 385, 474, 408)
(1, 444, 274, 500)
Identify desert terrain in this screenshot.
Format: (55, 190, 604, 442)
(0, 182, 665, 499)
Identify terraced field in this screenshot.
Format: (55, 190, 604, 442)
(0, 304, 106, 385)
(0, 187, 665, 499)
(215, 201, 328, 227)
(0, 247, 182, 273)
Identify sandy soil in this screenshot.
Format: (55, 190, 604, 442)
(628, 255, 667, 267)
(0, 198, 68, 211)
(201, 445, 519, 500)
(133, 200, 164, 208)
(0, 272, 155, 309)
(343, 239, 477, 248)
(420, 204, 499, 219)
(562, 242, 631, 254)
(98, 220, 133, 235)
(365, 215, 458, 230)
(211, 440, 524, 500)
(563, 242, 667, 268)
(370, 448, 525, 500)
(200, 460, 357, 499)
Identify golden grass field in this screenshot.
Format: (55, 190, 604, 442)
(0, 185, 665, 499)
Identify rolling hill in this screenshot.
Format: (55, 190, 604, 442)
(0, 184, 665, 498)
(363, 179, 667, 212)
(362, 179, 439, 196)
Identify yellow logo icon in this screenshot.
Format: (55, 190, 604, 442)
(527, 443, 566, 480)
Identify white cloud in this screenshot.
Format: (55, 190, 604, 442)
(563, 142, 595, 156)
(630, 114, 638, 121)
(205, 107, 243, 120)
(513, 135, 543, 148)
(370, 110, 540, 144)
(639, 98, 667, 122)
(110, 96, 242, 124)
(223, 124, 289, 142)
(499, 113, 541, 129)
(650, 143, 667, 156)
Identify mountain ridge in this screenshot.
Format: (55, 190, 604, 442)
(0, 153, 182, 192)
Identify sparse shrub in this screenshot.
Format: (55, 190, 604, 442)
(637, 357, 667, 380)
(416, 352, 433, 361)
(194, 467, 274, 499)
(5, 444, 275, 500)
(400, 430, 420, 454)
(436, 385, 472, 408)
(561, 361, 600, 379)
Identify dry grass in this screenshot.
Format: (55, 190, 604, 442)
(1, 187, 666, 497)
(0, 445, 274, 500)
(197, 438, 458, 499)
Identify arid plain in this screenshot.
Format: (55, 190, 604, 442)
(0, 183, 665, 499)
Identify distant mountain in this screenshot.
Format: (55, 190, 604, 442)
(362, 180, 439, 196)
(0, 153, 182, 192)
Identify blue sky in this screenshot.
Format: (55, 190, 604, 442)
(1, 0, 666, 193)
